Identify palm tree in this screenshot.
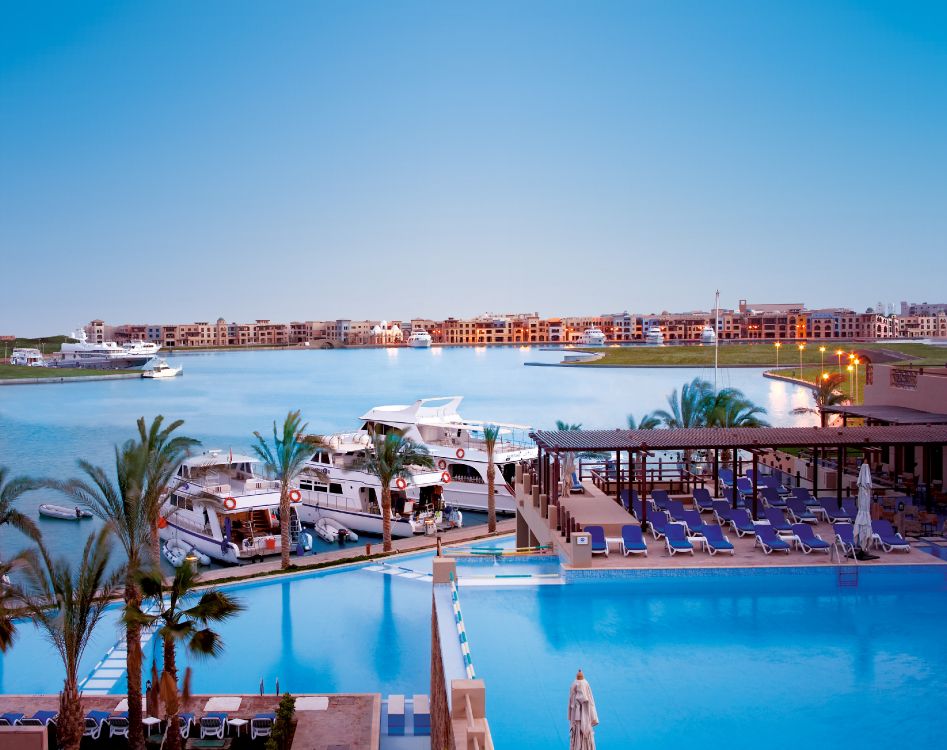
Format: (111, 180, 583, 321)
(59, 444, 152, 750)
(0, 466, 41, 543)
(652, 377, 713, 428)
(626, 413, 660, 430)
(554, 421, 607, 491)
(792, 373, 848, 427)
(16, 529, 120, 750)
(482, 424, 500, 533)
(128, 562, 243, 750)
(705, 387, 770, 428)
(134, 416, 200, 561)
(360, 432, 434, 551)
(0, 552, 34, 652)
(251, 411, 311, 569)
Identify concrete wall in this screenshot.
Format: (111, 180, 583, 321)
(0, 727, 47, 750)
(430, 593, 454, 750)
(864, 364, 947, 410)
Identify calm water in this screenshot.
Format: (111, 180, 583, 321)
(0, 347, 816, 567)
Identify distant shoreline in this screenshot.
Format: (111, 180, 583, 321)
(0, 372, 141, 386)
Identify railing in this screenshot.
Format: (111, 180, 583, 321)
(449, 572, 475, 679)
(890, 367, 918, 390)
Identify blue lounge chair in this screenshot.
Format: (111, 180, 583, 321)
(619, 488, 631, 511)
(820, 499, 855, 523)
(570, 472, 584, 493)
(736, 477, 754, 500)
(833, 523, 858, 556)
(0, 713, 24, 726)
(84, 710, 110, 740)
(679, 509, 705, 536)
(712, 500, 734, 526)
(648, 511, 672, 541)
(791, 487, 820, 508)
(692, 487, 714, 512)
(651, 489, 671, 511)
(719, 468, 734, 487)
(727, 509, 757, 537)
(871, 520, 910, 553)
(763, 507, 792, 534)
(664, 523, 694, 556)
(755, 524, 791, 554)
(786, 497, 818, 524)
(791, 523, 830, 554)
(251, 713, 276, 741)
(842, 498, 858, 519)
(701, 523, 734, 556)
(19, 711, 57, 727)
(760, 487, 787, 509)
(759, 474, 791, 495)
(200, 712, 229, 740)
(179, 712, 195, 739)
(585, 525, 608, 556)
(109, 711, 129, 739)
(667, 500, 687, 521)
(620, 525, 648, 556)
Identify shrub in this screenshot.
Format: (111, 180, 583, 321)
(265, 693, 296, 750)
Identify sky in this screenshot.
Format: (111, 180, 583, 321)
(2, 1, 946, 336)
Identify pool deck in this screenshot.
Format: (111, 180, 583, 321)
(0, 693, 381, 749)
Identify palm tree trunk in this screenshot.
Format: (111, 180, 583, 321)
(58, 675, 84, 750)
(381, 484, 392, 552)
(280, 486, 291, 570)
(126, 581, 146, 750)
(486, 458, 496, 533)
(151, 519, 161, 564)
(162, 636, 182, 750)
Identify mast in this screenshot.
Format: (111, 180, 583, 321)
(713, 289, 720, 392)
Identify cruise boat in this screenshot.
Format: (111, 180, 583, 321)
(358, 397, 536, 514)
(577, 327, 607, 346)
(58, 329, 161, 367)
(142, 359, 182, 378)
(10, 348, 46, 366)
(158, 451, 300, 565)
(645, 325, 665, 345)
(406, 329, 433, 348)
(293, 432, 456, 538)
(700, 325, 717, 344)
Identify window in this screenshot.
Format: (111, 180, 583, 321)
(329, 483, 343, 494)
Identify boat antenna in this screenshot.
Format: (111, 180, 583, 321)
(713, 289, 720, 393)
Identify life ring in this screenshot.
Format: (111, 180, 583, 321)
(289, 489, 302, 503)
(223, 497, 237, 510)
(157, 517, 168, 529)
(395, 477, 407, 491)
(441, 472, 451, 484)
(456, 448, 465, 459)
(437, 459, 447, 471)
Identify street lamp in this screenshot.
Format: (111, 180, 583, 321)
(774, 341, 781, 370)
(853, 358, 860, 402)
(798, 343, 805, 380)
(819, 346, 825, 372)
(836, 349, 844, 377)
(847, 364, 854, 396)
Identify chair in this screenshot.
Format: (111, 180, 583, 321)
(833, 523, 857, 557)
(620, 525, 648, 556)
(735, 477, 754, 501)
(585, 525, 608, 556)
(842, 498, 858, 519)
(759, 475, 791, 496)
(648, 511, 672, 541)
(701, 523, 734, 556)
(251, 713, 276, 741)
(650, 489, 671, 511)
(763, 507, 792, 534)
(786, 497, 818, 524)
(679, 509, 705, 536)
(619, 488, 631, 511)
(755, 524, 791, 554)
(727, 509, 757, 538)
(760, 487, 787, 509)
(84, 711, 110, 740)
(664, 523, 694, 556)
(871, 520, 911, 553)
(791, 487, 820, 508)
(718, 468, 734, 487)
(692, 487, 714, 512)
(667, 500, 687, 521)
(179, 712, 195, 739)
(712, 500, 734, 526)
(570, 472, 584, 493)
(200, 712, 229, 740)
(19, 711, 57, 727)
(0, 713, 24, 726)
(109, 712, 129, 738)
(791, 524, 831, 554)
(820, 499, 855, 523)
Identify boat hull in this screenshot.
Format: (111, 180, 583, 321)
(441, 484, 517, 514)
(159, 521, 243, 565)
(296, 503, 419, 538)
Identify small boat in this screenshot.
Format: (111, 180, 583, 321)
(577, 327, 607, 346)
(39, 504, 93, 521)
(163, 541, 210, 567)
(313, 517, 359, 545)
(142, 359, 182, 378)
(700, 325, 717, 344)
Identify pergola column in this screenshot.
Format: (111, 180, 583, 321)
(616, 449, 622, 506)
(751, 451, 759, 520)
(813, 446, 819, 497)
(713, 449, 719, 497)
(553, 451, 560, 506)
(836, 445, 844, 507)
(639, 453, 648, 528)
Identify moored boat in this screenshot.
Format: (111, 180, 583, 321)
(645, 325, 665, 345)
(406, 329, 433, 348)
(142, 359, 182, 378)
(577, 327, 607, 346)
(38, 504, 93, 521)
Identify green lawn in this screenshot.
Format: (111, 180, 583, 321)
(0, 365, 138, 380)
(767, 365, 866, 402)
(1, 334, 76, 353)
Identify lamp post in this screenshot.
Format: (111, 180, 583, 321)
(836, 349, 844, 377)
(819, 346, 825, 373)
(847, 364, 854, 397)
(798, 343, 805, 380)
(774, 341, 781, 370)
(853, 358, 860, 403)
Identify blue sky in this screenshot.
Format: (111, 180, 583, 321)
(2, 1, 945, 335)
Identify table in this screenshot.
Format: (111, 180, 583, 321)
(142, 717, 162, 737)
(227, 718, 248, 738)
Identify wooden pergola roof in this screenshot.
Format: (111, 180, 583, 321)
(820, 404, 947, 425)
(530, 425, 947, 452)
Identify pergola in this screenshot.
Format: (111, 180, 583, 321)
(530, 425, 947, 524)
(821, 404, 947, 426)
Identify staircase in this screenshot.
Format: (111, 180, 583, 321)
(290, 509, 301, 545)
(837, 566, 859, 588)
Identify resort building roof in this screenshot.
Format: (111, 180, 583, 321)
(820, 404, 947, 426)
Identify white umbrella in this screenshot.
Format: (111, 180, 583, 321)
(568, 670, 598, 750)
(854, 463, 874, 554)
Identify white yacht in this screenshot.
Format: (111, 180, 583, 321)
(142, 359, 182, 378)
(158, 451, 299, 565)
(59, 329, 160, 367)
(406, 329, 433, 348)
(699, 325, 717, 344)
(358, 397, 536, 515)
(577, 327, 607, 346)
(645, 325, 665, 345)
(10, 348, 46, 367)
(293, 432, 458, 539)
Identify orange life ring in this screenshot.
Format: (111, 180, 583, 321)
(441, 471, 451, 484)
(456, 448, 465, 459)
(157, 517, 168, 529)
(437, 459, 447, 471)
(395, 477, 407, 491)
(289, 489, 302, 503)
(223, 497, 237, 510)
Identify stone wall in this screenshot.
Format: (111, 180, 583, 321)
(430, 593, 454, 750)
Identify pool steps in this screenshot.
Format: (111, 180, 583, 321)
(79, 602, 162, 696)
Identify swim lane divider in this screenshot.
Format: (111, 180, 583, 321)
(449, 571, 476, 679)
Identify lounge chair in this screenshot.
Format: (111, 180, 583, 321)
(251, 713, 276, 741)
(760, 487, 787, 509)
(619, 488, 631, 511)
(679, 509, 705, 536)
(791, 523, 831, 554)
(667, 500, 687, 521)
(833, 523, 858, 557)
(820, 499, 855, 523)
(631, 494, 644, 521)
(19, 711, 57, 727)
(871, 520, 911, 553)
(84, 711, 110, 740)
(727, 509, 757, 538)
(201, 712, 229, 740)
(109, 711, 129, 738)
(712, 500, 734, 526)
(570, 472, 584, 493)
(791, 487, 820, 508)
(648, 511, 672, 541)
(692, 487, 714, 512)
(763, 507, 793, 534)
(842, 498, 858, 519)
(755, 524, 791, 554)
(179, 712, 195, 739)
(664, 523, 694, 556)
(620, 525, 648, 556)
(735, 477, 754, 502)
(718, 468, 734, 487)
(585, 525, 608, 556)
(759, 474, 791, 495)
(786, 497, 818, 524)
(0, 713, 24, 726)
(650, 489, 671, 511)
(701, 523, 734, 555)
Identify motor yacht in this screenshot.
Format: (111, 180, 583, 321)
(10, 348, 46, 367)
(700, 325, 717, 344)
(406, 329, 433, 348)
(645, 325, 665, 345)
(577, 327, 607, 346)
(58, 329, 161, 367)
(142, 359, 182, 378)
